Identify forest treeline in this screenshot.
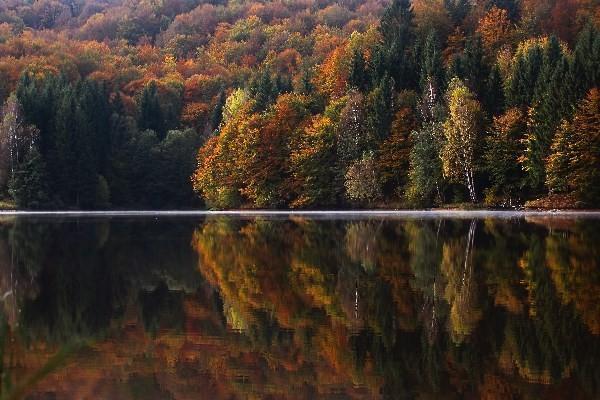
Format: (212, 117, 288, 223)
(0, 0, 598, 209)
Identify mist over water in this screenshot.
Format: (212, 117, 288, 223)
(0, 214, 599, 399)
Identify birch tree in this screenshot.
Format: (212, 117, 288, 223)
(441, 78, 481, 203)
(0, 94, 38, 191)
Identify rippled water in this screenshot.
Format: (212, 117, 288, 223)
(0, 213, 599, 399)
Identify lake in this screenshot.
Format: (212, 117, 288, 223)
(0, 212, 599, 399)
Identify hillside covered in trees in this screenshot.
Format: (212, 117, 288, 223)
(0, 0, 598, 209)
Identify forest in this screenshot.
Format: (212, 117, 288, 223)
(0, 0, 598, 209)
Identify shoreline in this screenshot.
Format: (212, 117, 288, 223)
(0, 209, 599, 219)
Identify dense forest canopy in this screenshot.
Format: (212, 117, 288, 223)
(0, 0, 598, 209)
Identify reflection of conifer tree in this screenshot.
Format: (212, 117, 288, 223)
(406, 220, 445, 343)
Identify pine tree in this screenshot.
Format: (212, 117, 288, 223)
(449, 37, 489, 100)
(484, 108, 526, 205)
(378, 0, 416, 91)
(546, 120, 571, 194)
(570, 24, 600, 99)
(419, 30, 445, 96)
(547, 88, 600, 204)
(138, 81, 165, 140)
(250, 70, 277, 112)
(506, 45, 544, 108)
(367, 74, 395, 141)
(525, 46, 575, 193)
(484, 64, 505, 116)
(444, 0, 471, 24)
(77, 79, 111, 175)
(349, 49, 369, 91)
(297, 69, 315, 96)
(9, 147, 50, 209)
(406, 121, 444, 207)
(210, 90, 226, 131)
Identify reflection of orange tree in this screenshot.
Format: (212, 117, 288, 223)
(545, 225, 600, 335)
(191, 218, 394, 396)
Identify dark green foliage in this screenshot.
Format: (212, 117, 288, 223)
(138, 81, 166, 140)
(506, 45, 544, 108)
(9, 147, 50, 209)
(12, 71, 201, 210)
(525, 38, 577, 192)
(449, 37, 489, 100)
(349, 49, 370, 91)
(379, 0, 413, 44)
(419, 31, 445, 95)
(570, 23, 600, 99)
(249, 70, 278, 112)
(406, 122, 444, 207)
(378, 0, 416, 91)
(444, 0, 471, 24)
(488, 0, 520, 21)
(77, 79, 111, 174)
(367, 74, 395, 141)
(484, 110, 526, 205)
(484, 65, 505, 116)
(296, 69, 315, 96)
(54, 88, 98, 208)
(146, 129, 203, 208)
(210, 90, 227, 131)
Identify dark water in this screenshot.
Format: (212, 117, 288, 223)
(0, 214, 599, 399)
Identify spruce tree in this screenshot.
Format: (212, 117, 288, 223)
(419, 30, 445, 96)
(406, 121, 444, 207)
(349, 49, 369, 91)
(250, 70, 276, 112)
(9, 147, 50, 209)
(210, 90, 227, 131)
(138, 81, 165, 140)
(571, 24, 600, 99)
(449, 37, 489, 100)
(444, 0, 471, 24)
(378, 0, 416, 91)
(367, 74, 395, 141)
(506, 45, 543, 108)
(484, 64, 505, 116)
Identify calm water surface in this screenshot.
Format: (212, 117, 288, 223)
(0, 213, 599, 399)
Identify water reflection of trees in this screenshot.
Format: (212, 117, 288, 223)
(0, 216, 599, 398)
